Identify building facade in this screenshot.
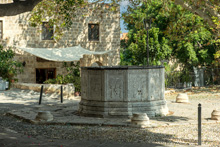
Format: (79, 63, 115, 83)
(0, 0, 120, 83)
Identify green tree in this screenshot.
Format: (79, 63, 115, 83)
(121, 1, 172, 65)
(1, 0, 219, 33)
(172, 0, 220, 35)
(166, 3, 216, 68)
(1, 0, 219, 66)
(0, 45, 23, 82)
(122, 0, 216, 68)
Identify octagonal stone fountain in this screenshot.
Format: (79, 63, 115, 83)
(78, 66, 169, 118)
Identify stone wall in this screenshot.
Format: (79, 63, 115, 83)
(13, 51, 67, 83)
(0, 3, 120, 83)
(12, 82, 75, 97)
(80, 49, 120, 67)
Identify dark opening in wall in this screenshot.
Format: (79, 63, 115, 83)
(88, 23, 99, 41)
(36, 68, 56, 83)
(42, 22, 54, 40)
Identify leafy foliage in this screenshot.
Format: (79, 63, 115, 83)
(44, 61, 81, 92)
(27, 0, 219, 61)
(165, 62, 193, 88)
(121, 0, 172, 65)
(0, 45, 23, 83)
(29, 0, 86, 40)
(121, 0, 217, 68)
(29, 0, 120, 40)
(213, 50, 220, 66)
(166, 4, 217, 67)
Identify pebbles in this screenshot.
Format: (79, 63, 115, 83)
(0, 88, 220, 146)
(0, 107, 220, 146)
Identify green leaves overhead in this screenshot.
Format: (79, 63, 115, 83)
(121, 0, 217, 68)
(26, 0, 219, 67)
(168, 5, 216, 67)
(121, 0, 172, 66)
(29, 0, 86, 40)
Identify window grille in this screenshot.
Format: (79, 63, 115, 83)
(88, 24, 99, 41)
(42, 22, 53, 40)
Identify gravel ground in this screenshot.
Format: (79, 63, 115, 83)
(1, 109, 220, 146)
(0, 87, 220, 146)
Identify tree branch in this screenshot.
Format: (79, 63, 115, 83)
(0, 0, 43, 17)
(204, 2, 220, 19)
(174, 0, 218, 29)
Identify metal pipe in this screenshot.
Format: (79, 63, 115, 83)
(61, 85, 63, 103)
(39, 85, 43, 105)
(198, 103, 202, 145)
(143, 18, 151, 66)
(148, 19, 151, 66)
(147, 26, 149, 66)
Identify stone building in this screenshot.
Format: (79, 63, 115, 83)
(0, 0, 120, 83)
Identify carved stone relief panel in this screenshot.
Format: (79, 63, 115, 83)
(106, 71, 124, 101)
(89, 71, 102, 101)
(128, 72, 147, 101)
(148, 69, 161, 101)
(160, 68, 165, 100)
(81, 69, 88, 100)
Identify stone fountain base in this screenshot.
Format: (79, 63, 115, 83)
(79, 99, 168, 118)
(79, 66, 169, 118)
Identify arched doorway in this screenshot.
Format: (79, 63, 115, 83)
(91, 61, 103, 67)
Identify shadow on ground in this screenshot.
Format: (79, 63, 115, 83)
(151, 115, 189, 123)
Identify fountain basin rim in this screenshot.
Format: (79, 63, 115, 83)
(81, 65, 164, 70)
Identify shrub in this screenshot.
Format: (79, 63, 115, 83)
(0, 45, 23, 84)
(44, 61, 81, 92)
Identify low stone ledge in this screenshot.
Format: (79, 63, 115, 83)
(12, 82, 75, 96)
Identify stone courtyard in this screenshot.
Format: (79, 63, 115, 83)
(0, 86, 220, 146)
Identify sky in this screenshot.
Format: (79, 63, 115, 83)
(120, 0, 129, 33)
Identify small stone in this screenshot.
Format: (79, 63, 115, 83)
(176, 93, 189, 103)
(131, 113, 150, 126)
(35, 111, 53, 122)
(211, 109, 220, 120)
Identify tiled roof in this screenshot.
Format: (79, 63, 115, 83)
(120, 33, 128, 40)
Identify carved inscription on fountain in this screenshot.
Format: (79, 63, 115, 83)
(89, 73, 102, 101)
(106, 71, 124, 101)
(81, 69, 88, 99)
(128, 73, 147, 101)
(149, 69, 161, 101)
